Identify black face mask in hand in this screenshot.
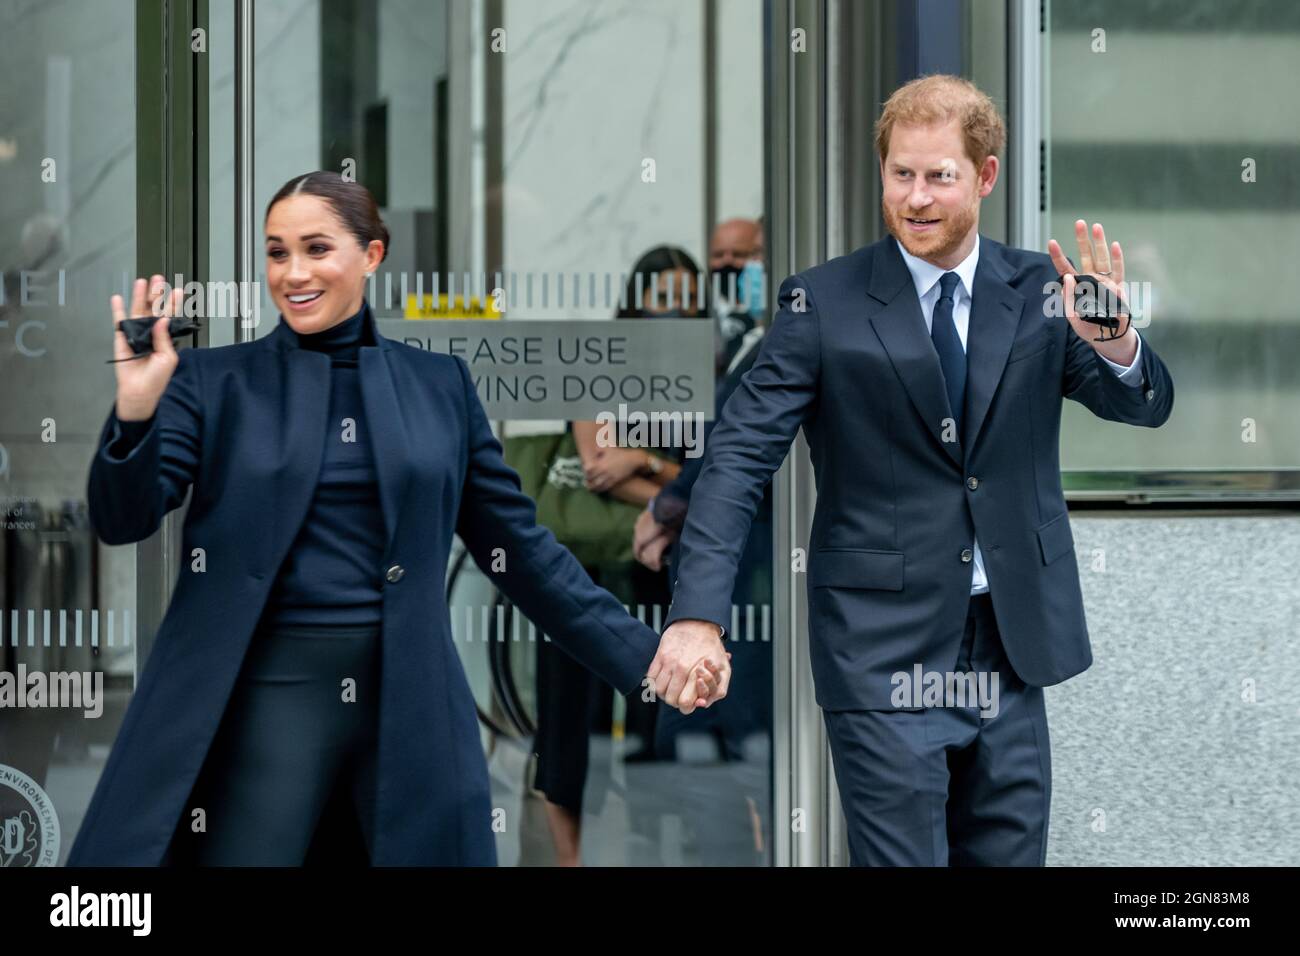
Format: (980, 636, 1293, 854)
(108, 314, 202, 363)
(1071, 275, 1129, 340)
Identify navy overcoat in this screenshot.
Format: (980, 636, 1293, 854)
(67, 302, 660, 865)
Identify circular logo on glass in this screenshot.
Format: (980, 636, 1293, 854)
(0, 763, 61, 866)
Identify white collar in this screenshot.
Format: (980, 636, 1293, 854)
(894, 233, 980, 304)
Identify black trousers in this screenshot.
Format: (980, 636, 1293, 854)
(169, 621, 382, 866)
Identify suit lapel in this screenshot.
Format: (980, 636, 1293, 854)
(868, 237, 1027, 465)
(963, 242, 1026, 453)
(868, 239, 963, 468)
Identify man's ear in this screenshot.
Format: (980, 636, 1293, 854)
(978, 155, 1000, 198)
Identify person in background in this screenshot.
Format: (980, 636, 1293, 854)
(533, 245, 711, 865)
(631, 259, 774, 862)
(708, 218, 764, 375)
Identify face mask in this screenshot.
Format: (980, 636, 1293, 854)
(738, 260, 765, 316)
(109, 314, 202, 363)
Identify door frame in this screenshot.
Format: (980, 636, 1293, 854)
(133, 0, 209, 669)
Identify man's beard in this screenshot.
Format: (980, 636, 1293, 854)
(882, 196, 978, 264)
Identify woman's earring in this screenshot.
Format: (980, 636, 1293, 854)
(364, 271, 373, 278)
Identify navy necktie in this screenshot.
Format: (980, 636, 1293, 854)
(930, 271, 965, 434)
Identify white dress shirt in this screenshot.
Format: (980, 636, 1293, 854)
(894, 236, 1145, 594)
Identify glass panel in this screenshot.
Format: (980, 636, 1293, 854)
(1047, 0, 1300, 474)
(0, 0, 137, 866)
(246, 0, 773, 865)
(487, 0, 770, 865)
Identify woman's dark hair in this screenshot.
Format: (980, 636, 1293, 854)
(265, 171, 390, 264)
(617, 245, 708, 319)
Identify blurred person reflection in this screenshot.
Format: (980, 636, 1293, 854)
(708, 217, 764, 375)
(631, 264, 774, 864)
(533, 245, 710, 865)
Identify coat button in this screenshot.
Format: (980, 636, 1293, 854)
(386, 564, 405, 583)
(1145, 388, 1155, 401)
(966, 476, 979, 490)
(960, 548, 973, 563)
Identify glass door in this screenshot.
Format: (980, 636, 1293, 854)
(220, 0, 775, 866)
(0, 0, 141, 866)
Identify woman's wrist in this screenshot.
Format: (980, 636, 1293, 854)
(115, 397, 158, 423)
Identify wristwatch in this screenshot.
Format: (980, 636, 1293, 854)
(642, 452, 663, 477)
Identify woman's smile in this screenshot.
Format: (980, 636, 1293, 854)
(285, 289, 325, 311)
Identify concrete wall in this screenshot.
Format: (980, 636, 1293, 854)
(1050, 512, 1300, 865)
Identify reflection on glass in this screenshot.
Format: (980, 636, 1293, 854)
(1049, 0, 1300, 472)
(0, 0, 138, 866)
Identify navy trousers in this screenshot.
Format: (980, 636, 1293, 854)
(823, 593, 1052, 866)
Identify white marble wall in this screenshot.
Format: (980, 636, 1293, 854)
(714, 0, 764, 226)
(499, 0, 708, 320)
(495, 0, 762, 433)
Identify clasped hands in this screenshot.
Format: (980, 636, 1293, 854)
(648, 618, 731, 715)
(634, 505, 729, 714)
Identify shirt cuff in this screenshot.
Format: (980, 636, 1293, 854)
(1100, 331, 1144, 386)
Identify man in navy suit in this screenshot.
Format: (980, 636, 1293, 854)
(659, 75, 1174, 865)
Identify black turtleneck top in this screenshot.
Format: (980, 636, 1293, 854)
(262, 301, 385, 626)
(109, 301, 386, 627)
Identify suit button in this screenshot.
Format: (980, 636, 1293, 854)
(1145, 388, 1155, 401)
(960, 548, 973, 563)
(386, 564, 405, 583)
(966, 476, 979, 490)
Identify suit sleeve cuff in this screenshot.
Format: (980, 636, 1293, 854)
(1099, 331, 1144, 386)
(105, 411, 156, 461)
(650, 489, 689, 530)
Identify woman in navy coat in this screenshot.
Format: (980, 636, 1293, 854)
(66, 171, 728, 866)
